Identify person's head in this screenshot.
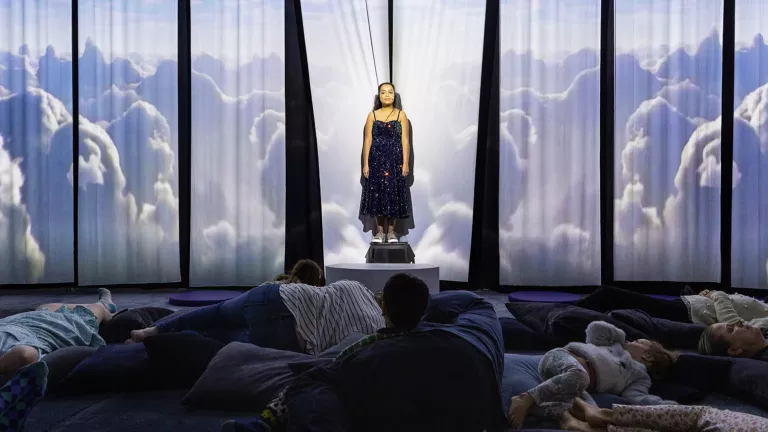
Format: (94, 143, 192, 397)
(380, 273, 430, 332)
(374, 82, 400, 110)
(288, 259, 324, 286)
(624, 339, 676, 380)
(698, 320, 767, 358)
(273, 273, 292, 282)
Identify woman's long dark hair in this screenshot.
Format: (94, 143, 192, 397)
(373, 82, 402, 110)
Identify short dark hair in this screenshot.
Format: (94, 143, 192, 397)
(698, 325, 730, 356)
(382, 273, 430, 332)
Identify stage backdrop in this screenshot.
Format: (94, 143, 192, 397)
(301, 0, 390, 267)
(76, 0, 180, 285)
(393, 0, 486, 282)
(189, 0, 285, 286)
(0, 0, 73, 284)
(499, 0, 602, 285)
(613, 0, 723, 282)
(733, 0, 768, 289)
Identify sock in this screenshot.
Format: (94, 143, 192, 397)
(98, 288, 118, 314)
(0, 361, 48, 432)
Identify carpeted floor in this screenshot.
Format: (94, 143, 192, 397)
(0, 288, 514, 318)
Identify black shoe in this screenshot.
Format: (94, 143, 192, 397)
(681, 285, 696, 296)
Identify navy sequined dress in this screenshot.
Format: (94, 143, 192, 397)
(359, 110, 410, 219)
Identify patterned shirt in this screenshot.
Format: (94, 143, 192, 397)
(279, 280, 385, 355)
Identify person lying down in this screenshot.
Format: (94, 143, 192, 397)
(508, 321, 676, 431)
(0, 288, 117, 376)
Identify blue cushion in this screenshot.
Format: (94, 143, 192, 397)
(728, 357, 768, 410)
(54, 343, 159, 395)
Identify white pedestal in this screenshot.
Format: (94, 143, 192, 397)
(325, 263, 440, 294)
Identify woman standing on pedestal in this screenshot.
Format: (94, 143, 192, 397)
(360, 82, 411, 244)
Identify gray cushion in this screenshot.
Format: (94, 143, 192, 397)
(182, 332, 364, 411)
(42, 346, 98, 390)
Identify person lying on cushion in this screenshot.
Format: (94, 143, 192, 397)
(575, 286, 768, 324)
(130, 259, 385, 355)
(567, 396, 768, 432)
(226, 272, 431, 432)
(0, 289, 117, 376)
(697, 291, 768, 361)
(222, 274, 507, 432)
(508, 321, 676, 431)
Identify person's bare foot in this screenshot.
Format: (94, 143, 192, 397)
(130, 327, 159, 343)
(560, 411, 596, 432)
(507, 393, 534, 429)
(573, 398, 609, 427)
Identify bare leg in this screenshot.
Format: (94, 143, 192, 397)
(573, 398, 613, 427)
(0, 345, 39, 375)
(37, 288, 116, 325)
(508, 392, 535, 429)
(387, 220, 395, 234)
(375, 216, 385, 234)
(560, 411, 603, 432)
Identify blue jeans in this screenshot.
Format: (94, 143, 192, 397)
(154, 283, 302, 352)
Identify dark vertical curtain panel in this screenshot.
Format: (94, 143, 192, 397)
(188, 0, 286, 286)
(285, 0, 325, 272)
(731, 0, 768, 289)
(76, 0, 181, 285)
(468, 0, 500, 290)
(0, 0, 74, 285)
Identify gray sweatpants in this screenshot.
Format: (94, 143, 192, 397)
(527, 348, 597, 419)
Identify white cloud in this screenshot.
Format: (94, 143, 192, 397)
(0, 135, 45, 283)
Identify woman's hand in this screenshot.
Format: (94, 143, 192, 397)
(363, 165, 369, 178)
(700, 290, 720, 298)
(402, 165, 409, 177)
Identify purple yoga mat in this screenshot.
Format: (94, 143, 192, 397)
(168, 290, 243, 307)
(648, 294, 679, 301)
(507, 291, 584, 304)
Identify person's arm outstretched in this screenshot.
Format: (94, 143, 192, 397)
(585, 321, 626, 347)
(620, 374, 677, 406)
(363, 112, 374, 178)
(400, 110, 410, 177)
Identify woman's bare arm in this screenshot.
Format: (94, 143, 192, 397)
(363, 112, 374, 176)
(400, 111, 410, 169)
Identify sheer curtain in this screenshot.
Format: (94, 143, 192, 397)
(77, 0, 179, 285)
(613, 0, 723, 282)
(394, 0, 486, 282)
(499, 0, 602, 285)
(189, 0, 286, 286)
(301, 0, 389, 266)
(732, 0, 768, 289)
(0, 0, 73, 284)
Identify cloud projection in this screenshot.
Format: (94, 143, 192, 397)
(189, 0, 286, 286)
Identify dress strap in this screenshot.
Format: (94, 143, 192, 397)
(372, 111, 377, 120)
(396, 110, 401, 121)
